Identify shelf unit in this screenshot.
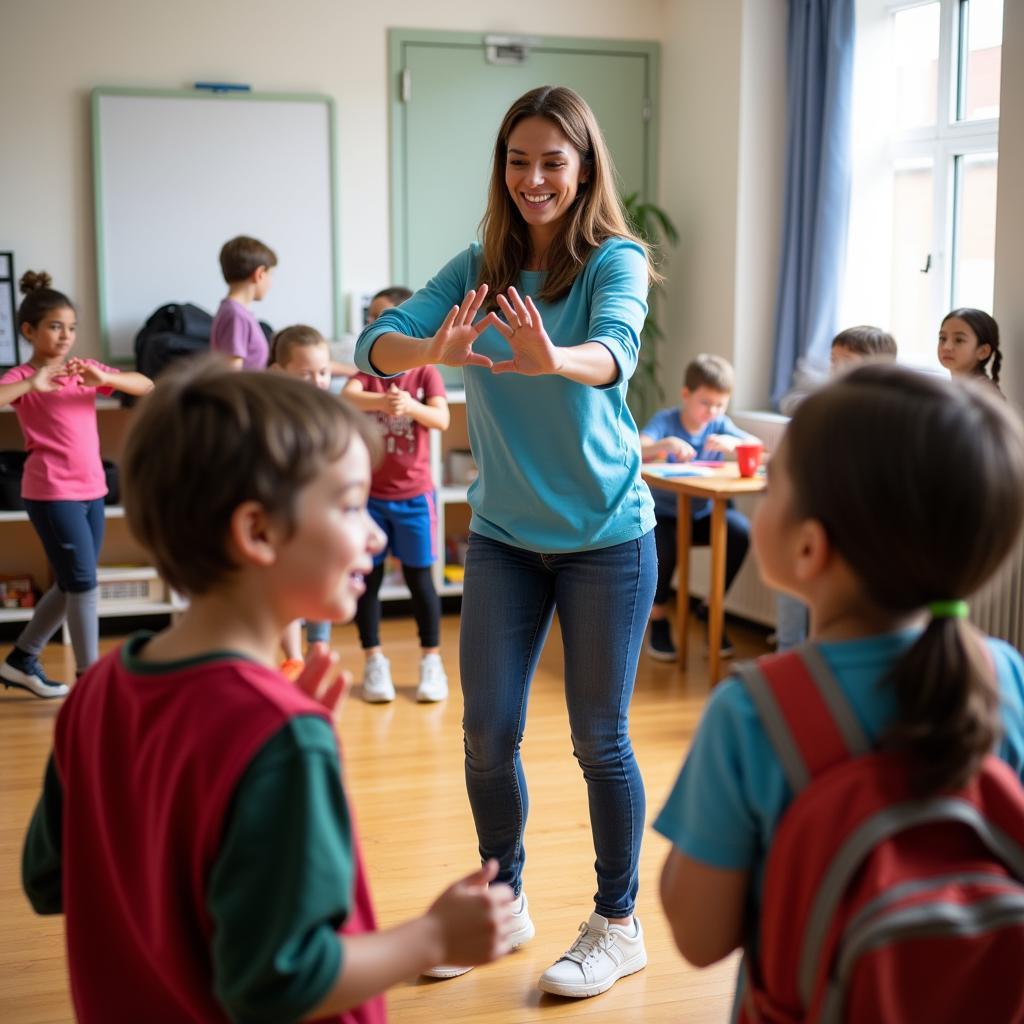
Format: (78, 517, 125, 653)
(0, 402, 186, 640)
(432, 389, 470, 600)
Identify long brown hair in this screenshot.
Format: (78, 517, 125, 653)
(785, 364, 1024, 794)
(477, 86, 659, 304)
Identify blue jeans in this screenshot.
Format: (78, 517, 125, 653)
(24, 498, 105, 592)
(459, 530, 656, 919)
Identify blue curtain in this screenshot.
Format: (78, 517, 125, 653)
(771, 0, 856, 408)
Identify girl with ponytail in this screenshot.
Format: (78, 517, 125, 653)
(655, 364, 1024, 996)
(938, 307, 1003, 392)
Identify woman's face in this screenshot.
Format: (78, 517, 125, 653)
(938, 317, 990, 376)
(504, 116, 587, 241)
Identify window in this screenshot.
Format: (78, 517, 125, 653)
(841, 0, 1001, 368)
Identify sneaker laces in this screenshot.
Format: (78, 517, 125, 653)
(561, 921, 612, 967)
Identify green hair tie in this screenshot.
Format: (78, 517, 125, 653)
(928, 600, 969, 619)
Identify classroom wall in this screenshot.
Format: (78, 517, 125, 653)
(657, 0, 786, 412)
(994, 0, 1023, 408)
(0, 0, 663, 364)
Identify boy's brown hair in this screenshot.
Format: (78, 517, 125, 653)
(123, 356, 379, 596)
(684, 353, 734, 394)
(270, 324, 328, 368)
(219, 236, 278, 284)
(831, 325, 897, 359)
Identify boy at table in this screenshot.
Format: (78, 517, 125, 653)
(639, 354, 760, 661)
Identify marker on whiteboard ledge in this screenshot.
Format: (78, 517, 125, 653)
(194, 82, 252, 93)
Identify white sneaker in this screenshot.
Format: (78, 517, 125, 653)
(1, 655, 69, 699)
(423, 891, 536, 979)
(361, 652, 395, 703)
(538, 912, 647, 998)
(416, 653, 448, 702)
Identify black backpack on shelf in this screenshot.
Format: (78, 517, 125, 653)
(133, 302, 213, 383)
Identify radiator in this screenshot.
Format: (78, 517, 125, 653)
(972, 535, 1024, 650)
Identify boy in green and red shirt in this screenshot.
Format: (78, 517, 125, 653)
(21, 359, 515, 1023)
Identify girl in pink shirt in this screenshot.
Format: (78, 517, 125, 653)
(0, 271, 153, 697)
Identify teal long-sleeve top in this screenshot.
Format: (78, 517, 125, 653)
(355, 238, 656, 553)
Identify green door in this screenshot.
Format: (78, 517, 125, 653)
(390, 30, 659, 292)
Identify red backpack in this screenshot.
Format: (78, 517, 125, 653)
(734, 646, 1024, 1023)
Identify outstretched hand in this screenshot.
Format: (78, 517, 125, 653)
(427, 286, 495, 369)
(294, 642, 350, 718)
(490, 288, 564, 376)
(426, 859, 516, 968)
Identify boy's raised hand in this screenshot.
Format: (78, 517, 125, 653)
(294, 642, 350, 718)
(427, 286, 495, 369)
(426, 859, 516, 968)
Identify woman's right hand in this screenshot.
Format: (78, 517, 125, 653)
(427, 286, 496, 369)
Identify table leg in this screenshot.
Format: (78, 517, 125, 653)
(708, 498, 727, 685)
(675, 495, 691, 666)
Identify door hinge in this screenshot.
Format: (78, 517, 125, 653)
(400, 68, 412, 103)
(642, 98, 652, 122)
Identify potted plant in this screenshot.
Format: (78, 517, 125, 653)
(621, 193, 679, 426)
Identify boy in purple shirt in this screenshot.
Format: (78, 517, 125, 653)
(210, 235, 276, 369)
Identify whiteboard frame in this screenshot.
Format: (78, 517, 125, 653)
(91, 86, 342, 363)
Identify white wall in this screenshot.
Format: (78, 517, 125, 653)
(994, 0, 1023, 408)
(657, 0, 785, 412)
(0, 0, 663, 361)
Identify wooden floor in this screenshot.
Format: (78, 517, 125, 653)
(0, 611, 770, 1023)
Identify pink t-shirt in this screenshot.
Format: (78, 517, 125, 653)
(210, 299, 269, 370)
(350, 366, 446, 500)
(0, 361, 118, 501)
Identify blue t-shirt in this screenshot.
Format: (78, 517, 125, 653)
(654, 630, 1024, 912)
(355, 238, 656, 553)
(640, 407, 751, 519)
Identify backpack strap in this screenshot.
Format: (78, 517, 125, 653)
(735, 645, 870, 794)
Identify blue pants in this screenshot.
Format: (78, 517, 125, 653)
(459, 530, 656, 918)
(653, 508, 750, 608)
(24, 498, 105, 592)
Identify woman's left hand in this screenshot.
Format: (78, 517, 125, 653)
(490, 288, 565, 376)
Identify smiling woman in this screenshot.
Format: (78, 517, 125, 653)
(354, 84, 661, 1002)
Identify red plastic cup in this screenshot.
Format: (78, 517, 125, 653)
(735, 442, 763, 478)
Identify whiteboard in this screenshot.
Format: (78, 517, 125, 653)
(92, 89, 339, 360)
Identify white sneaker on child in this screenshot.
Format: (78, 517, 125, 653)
(537, 912, 647, 998)
(422, 891, 535, 979)
(416, 653, 448, 702)
(361, 652, 395, 703)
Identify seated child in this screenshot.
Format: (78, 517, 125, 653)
(776, 325, 898, 651)
(938, 307, 1003, 394)
(210, 235, 277, 370)
(656, 365, 1024, 1018)
(367, 286, 412, 325)
(640, 354, 760, 660)
(271, 325, 336, 671)
(343, 292, 449, 704)
(22, 359, 515, 1023)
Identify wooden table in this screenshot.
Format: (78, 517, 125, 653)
(642, 462, 766, 684)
